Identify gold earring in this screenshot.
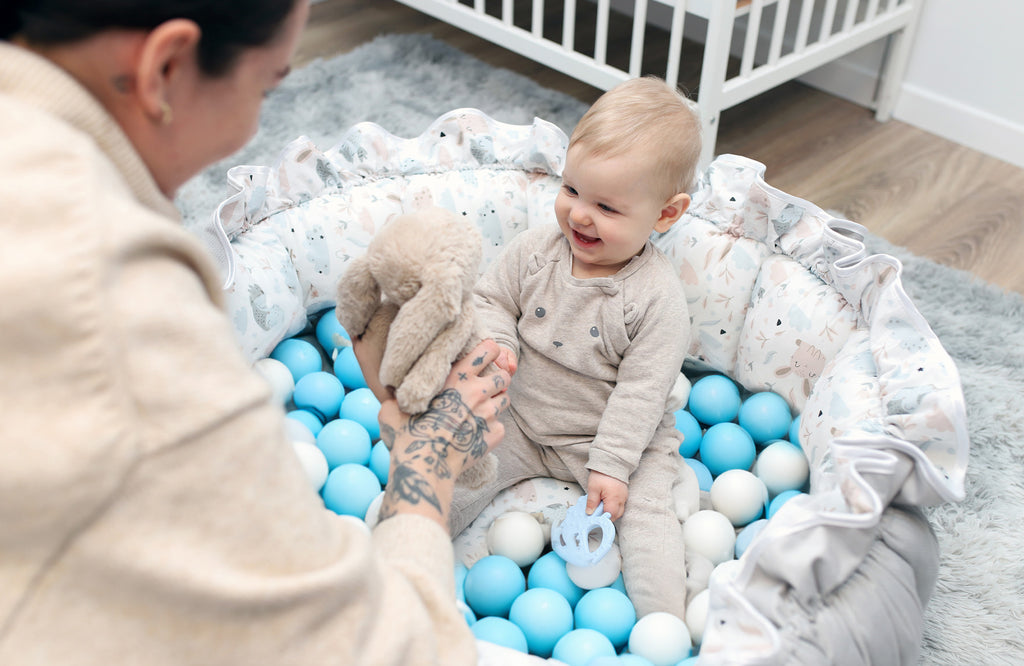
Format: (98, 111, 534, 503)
(160, 101, 173, 125)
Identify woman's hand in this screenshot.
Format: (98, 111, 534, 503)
(356, 338, 511, 529)
(586, 471, 629, 521)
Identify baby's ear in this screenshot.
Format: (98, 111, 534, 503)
(654, 192, 691, 233)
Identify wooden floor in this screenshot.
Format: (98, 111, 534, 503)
(297, 0, 1024, 296)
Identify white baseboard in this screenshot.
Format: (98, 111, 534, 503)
(797, 56, 880, 109)
(893, 84, 1024, 169)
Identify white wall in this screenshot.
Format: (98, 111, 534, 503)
(790, 0, 1024, 168)
(615, 0, 1023, 168)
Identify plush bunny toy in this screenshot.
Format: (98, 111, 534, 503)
(334, 206, 499, 488)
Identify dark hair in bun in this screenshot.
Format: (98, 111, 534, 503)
(2, 0, 297, 77)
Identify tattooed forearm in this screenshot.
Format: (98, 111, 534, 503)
(407, 389, 489, 461)
(379, 462, 443, 520)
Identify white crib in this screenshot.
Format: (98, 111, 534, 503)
(393, 0, 923, 167)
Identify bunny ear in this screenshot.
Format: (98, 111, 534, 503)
(334, 256, 381, 337)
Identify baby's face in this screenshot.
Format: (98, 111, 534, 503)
(555, 144, 676, 279)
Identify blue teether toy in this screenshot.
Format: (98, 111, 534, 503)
(551, 495, 616, 567)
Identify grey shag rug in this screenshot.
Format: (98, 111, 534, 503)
(175, 33, 1024, 665)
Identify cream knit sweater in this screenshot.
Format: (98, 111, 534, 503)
(0, 42, 476, 666)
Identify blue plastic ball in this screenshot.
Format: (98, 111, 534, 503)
(610, 573, 627, 595)
(333, 345, 369, 390)
(316, 418, 372, 469)
(293, 371, 346, 422)
(270, 338, 322, 383)
(617, 655, 656, 665)
(315, 308, 350, 357)
(699, 422, 756, 477)
(552, 628, 616, 666)
(768, 489, 804, 519)
(687, 374, 741, 425)
(509, 587, 574, 658)
(471, 616, 529, 653)
(738, 391, 792, 445)
(464, 555, 526, 619)
(368, 440, 390, 486)
(339, 388, 382, 441)
(286, 409, 324, 437)
(573, 587, 636, 649)
(735, 518, 769, 558)
(789, 414, 802, 448)
(455, 562, 469, 603)
(684, 458, 714, 492)
(527, 551, 585, 608)
(674, 409, 704, 458)
(321, 463, 381, 519)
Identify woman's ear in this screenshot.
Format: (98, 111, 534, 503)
(654, 192, 691, 233)
(134, 19, 201, 125)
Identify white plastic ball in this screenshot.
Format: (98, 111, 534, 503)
(486, 511, 547, 567)
(290, 440, 329, 492)
(682, 510, 736, 566)
(708, 558, 744, 588)
(566, 542, 621, 590)
(710, 469, 768, 527)
(627, 611, 692, 666)
(685, 588, 710, 646)
(283, 416, 316, 445)
(755, 440, 810, 495)
(253, 357, 295, 405)
(363, 491, 385, 528)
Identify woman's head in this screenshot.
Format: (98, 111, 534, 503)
(3, 0, 309, 197)
(2, 0, 298, 77)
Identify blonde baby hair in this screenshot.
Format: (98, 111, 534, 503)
(568, 76, 702, 199)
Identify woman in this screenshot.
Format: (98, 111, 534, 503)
(0, 2, 521, 663)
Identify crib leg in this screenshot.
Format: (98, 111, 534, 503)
(874, 0, 924, 122)
(697, 0, 738, 171)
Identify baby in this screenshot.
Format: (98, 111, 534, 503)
(450, 76, 701, 619)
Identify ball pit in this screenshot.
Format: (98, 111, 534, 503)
(264, 317, 817, 663)
(627, 612, 691, 666)
(315, 418, 372, 469)
(269, 337, 322, 383)
(464, 555, 526, 618)
(470, 616, 529, 653)
(551, 628, 616, 666)
(687, 374, 741, 425)
(292, 371, 346, 422)
(508, 588, 574, 658)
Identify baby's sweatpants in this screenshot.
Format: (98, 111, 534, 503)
(450, 411, 689, 620)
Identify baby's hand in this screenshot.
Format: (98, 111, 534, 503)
(494, 346, 518, 376)
(586, 471, 628, 521)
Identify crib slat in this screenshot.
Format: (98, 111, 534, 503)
(627, 0, 648, 78)
(664, 0, 688, 87)
(532, 0, 544, 38)
(820, 0, 838, 41)
(502, 0, 513, 25)
(740, 0, 764, 77)
(866, 0, 880, 20)
(474, 0, 484, 13)
(563, 0, 576, 51)
(794, 0, 815, 52)
(594, 0, 610, 65)
(768, 0, 791, 64)
(843, 0, 860, 32)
